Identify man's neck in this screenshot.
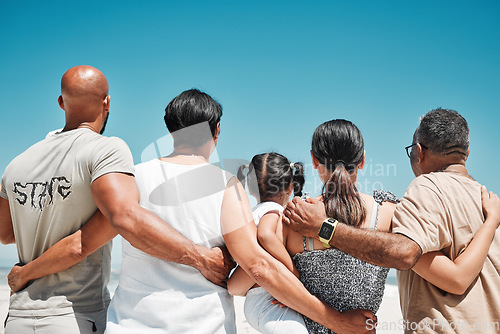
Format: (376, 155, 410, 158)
(62, 122, 99, 133)
(439, 163, 471, 179)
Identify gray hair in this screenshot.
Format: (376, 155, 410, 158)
(415, 108, 469, 155)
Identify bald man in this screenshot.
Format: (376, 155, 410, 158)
(0, 66, 233, 334)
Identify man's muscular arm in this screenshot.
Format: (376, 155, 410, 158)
(283, 196, 421, 270)
(8, 210, 117, 292)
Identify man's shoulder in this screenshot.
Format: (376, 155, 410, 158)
(80, 133, 131, 156)
(4, 137, 49, 172)
(409, 172, 479, 192)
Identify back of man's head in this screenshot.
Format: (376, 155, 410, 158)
(415, 108, 469, 156)
(61, 65, 109, 111)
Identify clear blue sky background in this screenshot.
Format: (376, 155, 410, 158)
(1, 0, 499, 267)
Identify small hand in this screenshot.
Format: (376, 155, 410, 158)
(8, 264, 29, 293)
(481, 186, 500, 228)
(282, 196, 327, 237)
(199, 246, 236, 288)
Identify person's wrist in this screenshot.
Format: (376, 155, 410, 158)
(20, 263, 32, 282)
(325, 306, 342, 332)
(193, 244, 210, 272)
(484, 215, 500, 228)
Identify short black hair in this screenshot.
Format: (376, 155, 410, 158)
(164, 89, 222, 147)
(415, 108, 469, 155)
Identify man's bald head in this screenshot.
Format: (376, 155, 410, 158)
(61, 65, 109, 102)
(59, 66, 111, 133)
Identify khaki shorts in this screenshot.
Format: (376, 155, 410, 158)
(4, 308, 107, 334)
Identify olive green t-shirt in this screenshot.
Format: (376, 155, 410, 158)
(393, 172, 500, 334)
(0, 128, 135, 316)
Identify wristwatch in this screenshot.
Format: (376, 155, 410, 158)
(318, 218, 338, 248)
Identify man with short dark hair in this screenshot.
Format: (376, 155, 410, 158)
(0, 66, 233, 334)
(284, 108, 500, 333)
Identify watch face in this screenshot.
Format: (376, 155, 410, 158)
(319, 223, 334, 239)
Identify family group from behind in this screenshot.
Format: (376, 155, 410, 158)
(0, 65, 499, 334)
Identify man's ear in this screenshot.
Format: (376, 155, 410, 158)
(103, 95, 111, 112)
(358, 150, 366, 170)
(465, 148, 470, 160)
(58, 95, 64, 110)
(310, 150, 319, 169)
(416, 143, 426, 164)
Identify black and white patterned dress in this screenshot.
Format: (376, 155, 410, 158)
(292, 190, 399, 334)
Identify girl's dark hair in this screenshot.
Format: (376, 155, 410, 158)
(237, 153, 304, 201)
(164, 89, 222, 147)
(312, 119, 366, 227)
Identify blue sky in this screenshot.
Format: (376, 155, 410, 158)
(1, 0, 499, 266)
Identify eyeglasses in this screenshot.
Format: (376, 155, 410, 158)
(405, 143, 428, 158)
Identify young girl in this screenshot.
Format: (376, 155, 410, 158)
(228, 152, 309, 334)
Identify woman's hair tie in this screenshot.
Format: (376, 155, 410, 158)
(290, 162, 295, 169)
(335, 160, 346, 166)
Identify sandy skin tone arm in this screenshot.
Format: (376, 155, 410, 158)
(7, 172, 235, 292)
(222, 177, 376, 334)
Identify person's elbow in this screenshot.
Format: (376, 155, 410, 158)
(444, 277, 473, 295)
(0, 234, 15, 245)
(0, 230, 15, 245)
(107, 206, 138, 235)
(246, 257, 274, 287)
(394, 239, 422, 270)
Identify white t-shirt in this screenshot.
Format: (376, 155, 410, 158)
(106, 159, 236, 334)
(252, 201, 284, 226)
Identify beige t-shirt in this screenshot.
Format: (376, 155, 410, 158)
(392, 172, 500, 334)
(1, 128, 135, 316)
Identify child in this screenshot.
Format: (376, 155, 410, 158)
(228, 152, 308, 334)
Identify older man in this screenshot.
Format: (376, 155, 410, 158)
(284, 108, 500, 333)
(0, 66, 232, 333)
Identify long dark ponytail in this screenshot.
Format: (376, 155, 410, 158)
(311, 119, 366, 227)
(237, 153, 305, 201)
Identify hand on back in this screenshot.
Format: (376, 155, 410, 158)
(481, 186, 500, 228)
